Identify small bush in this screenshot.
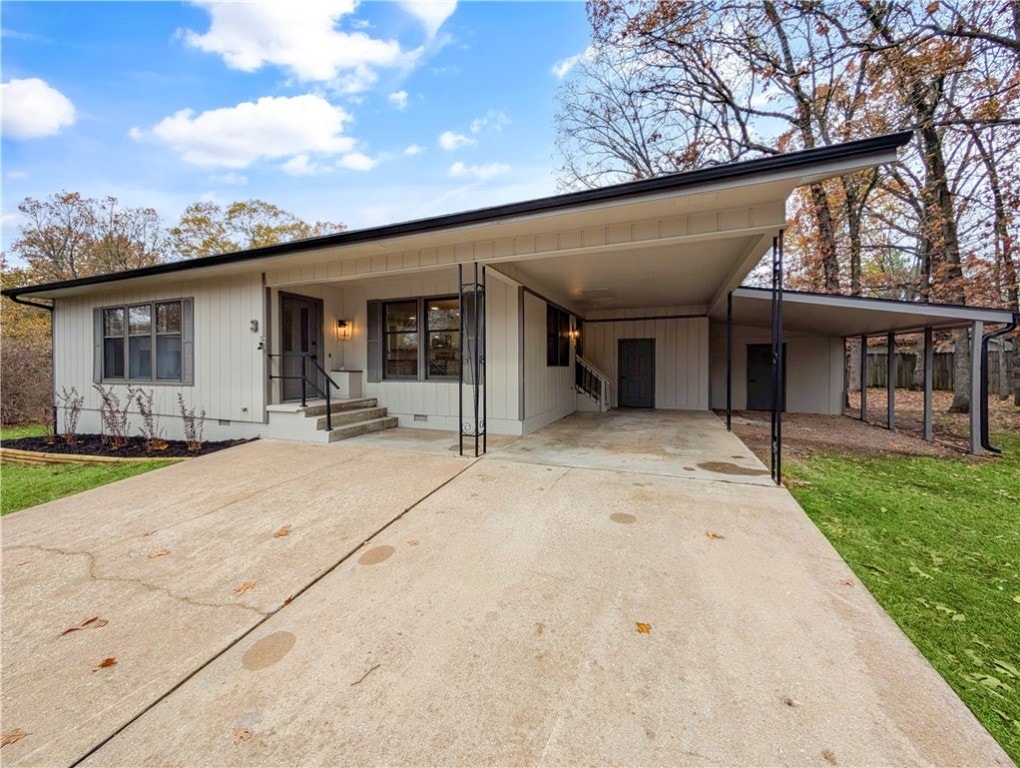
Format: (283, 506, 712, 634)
(57, 386, 84, 445)
(92, 384, 132, 449)
(0, 341, 52, 427)
(177, 394, 205, 452)
(135, 389, 167, 451)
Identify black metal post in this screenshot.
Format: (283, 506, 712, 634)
(301, 355, 307, 407)
(776, 230, 784, 485)
(860, 333, 868, 421)
(482, 265, 487, 455)
(473, 262, 481, 457)
(770, 231, 784, 486)
(726, 291, 733, 431)
(458, 263, 464, 457)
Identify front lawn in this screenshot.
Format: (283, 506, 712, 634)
(1, 424, 48, 441)
(787, 435, 1020, 763)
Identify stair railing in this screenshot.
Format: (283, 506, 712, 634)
(575, 354, 612, 412)
(268, 352, 341, 430)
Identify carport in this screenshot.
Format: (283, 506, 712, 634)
(717, 287, 1018, 459)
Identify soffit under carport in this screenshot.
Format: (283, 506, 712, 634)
(720, 287, 1016, 336)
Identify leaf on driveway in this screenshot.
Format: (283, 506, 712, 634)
(1, 729, 28, 747)
(61, 617, 108, 636)
(406, 539, 420, 547)
(233, 582, 255, 596)
(273, 525, 292, 538)
(92, 657, 117, 672)
(705, 531, 725, 540)
(636, 622, 651, 634)
(233, 729, 253, 744)
(147, 550, 169, 559)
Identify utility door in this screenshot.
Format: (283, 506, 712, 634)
(746, 343, 786, 411)
(280, 293, 323, 402)
(618, 338, 655, 408)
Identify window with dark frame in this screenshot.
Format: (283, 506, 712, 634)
(426, 297, 460, 379)
(384, 299, 418, 378)
(101, 300, 184, 382)
(381, 296, 461, 380)
(547, 304, 570, 366)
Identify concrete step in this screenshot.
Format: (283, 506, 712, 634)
(302, 398, 377, 418)
(326, 416, 399, 442)
(312, 407, 388, 431)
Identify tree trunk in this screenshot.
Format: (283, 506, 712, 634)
(948, 328, 971, 413)
(911, 337, 925, 391)
(847, 338, 861, 392)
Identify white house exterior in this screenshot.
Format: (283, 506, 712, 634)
(6, 133, 1015, 454)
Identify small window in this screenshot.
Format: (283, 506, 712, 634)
(426, 297, 460, 379)
(547, 304, 570, 367)
(98, 299, 190, 383)
(384, 300, 418, 378)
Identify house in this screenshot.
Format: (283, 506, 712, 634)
(5, 132, 1016, 463)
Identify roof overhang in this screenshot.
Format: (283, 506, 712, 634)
(3, 132, 912, 303)
(721, 287, 1017, 335)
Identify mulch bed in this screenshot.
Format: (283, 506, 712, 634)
(1, 434, 251, 459)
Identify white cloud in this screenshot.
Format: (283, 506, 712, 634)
(403, 144, 424, 156)
(470, 109, 509, 134)
(183, 1, 419, 93)
(133, 94, 355, 168)
(280, 154, 332, 176)
(1, 78, 75, 140)
(448, 161, 509, 180)
(337, 152, 377, 171)
(388, 90, 409, 110)
(551, 46, 596, 79)
(438, 130, 475, 151)
(211, 172, 248, 185)
(399, 1, 457, 38)
(5, 170, 29, 180)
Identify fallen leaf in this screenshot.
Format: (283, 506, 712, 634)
(1012, 595, 1020, 604)
(1, 729, 28, 747)
(406, 539, 420, 546)
(92, 657, 117, 672)
(147, 550, 169, 559)
(909, 564, 933, 580)
(705, 531, 725, 540)
(839, 579, 854, 588)
(783, 696, 800, 707)
(273, 525, 292, 538)
(233, 729, 253, 744)
(993, 660, 1020, 679)
(822, 748, 838, 765)
(636, 622, 651, 634)
(61, 616, 98, 635)
(283, 596, 293, 606)
(233, 582, 255, 596)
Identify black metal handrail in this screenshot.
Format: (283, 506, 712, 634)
(268, 352, 340, 430)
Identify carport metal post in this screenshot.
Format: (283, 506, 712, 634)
(886, 331, 896, 430)
(726, 291, 732, 431)
(770, 230, 784, 486)
(970, 320, 983, 455)
(860, 334, 867, 421)
(923, 327, 934, 442)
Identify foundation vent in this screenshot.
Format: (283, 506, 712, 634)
(413, 414, 428, 422)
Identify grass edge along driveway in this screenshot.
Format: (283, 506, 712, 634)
(787, 434, 1020, 764)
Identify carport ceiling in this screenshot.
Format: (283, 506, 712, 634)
(509, 236, 761, 311)
(723, 287, 1015, 335)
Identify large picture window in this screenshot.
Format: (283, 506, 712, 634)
(97, 299, 191, 383)
(376, 296, 461, 381)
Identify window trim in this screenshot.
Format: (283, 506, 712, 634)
(547, 304, 570, 367)
(379, 294, 462, 382)
(424, 295, 460, 381)
(95, 297, 192, 385)
(382, 298, 420, 381)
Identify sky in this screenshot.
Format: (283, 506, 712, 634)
(0, 0, 593, 260)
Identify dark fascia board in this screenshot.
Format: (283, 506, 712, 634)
(733, 286, 1017, 324)
(3, 131, 912, 299)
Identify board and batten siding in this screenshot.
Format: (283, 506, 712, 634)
(523, 292, 576, 433)
(53, 273, 266, 442)
(333, 268, 523, 434)
(707, 322, 843, 414)
(583, 311, 709, 410)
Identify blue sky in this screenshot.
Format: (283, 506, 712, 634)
(1, 1, 593, 258)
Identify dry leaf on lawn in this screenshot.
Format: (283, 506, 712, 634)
(233, 729, 253, 744)
(92, 657, 117, 671)
(273, 525, 292, 538)
(706, 531, 725, 540)
(233, 582, 255, 596)
(147, 550, 169, 559)
(636, 622, 652, 634)
(1, 729, 28, 747)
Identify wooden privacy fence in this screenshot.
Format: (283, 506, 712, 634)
(858, 351, 1013, 392)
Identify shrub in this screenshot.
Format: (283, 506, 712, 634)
(92, 384, 132, 449)
(177, 394, 205, 452)
(57, 386, 84, 445)
(134, 389, 167, 451)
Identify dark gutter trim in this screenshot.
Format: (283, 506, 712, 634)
(734, 286, 1015, 320)
(3, 132, 912, 299)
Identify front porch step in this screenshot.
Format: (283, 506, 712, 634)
(312, 406, 388, 431)
(326, 416, 399, 442)
(303, 398, 378, 417)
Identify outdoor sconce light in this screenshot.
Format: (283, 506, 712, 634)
(568, 327, 580, 342)
(337, 319, 352, 340)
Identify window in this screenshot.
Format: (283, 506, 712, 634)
(96, 299, 191, 384)
(373, 296, 462, 381)
(547, 304, 570, 366)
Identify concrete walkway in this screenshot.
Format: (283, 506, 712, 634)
(1, 413, 1011, 766)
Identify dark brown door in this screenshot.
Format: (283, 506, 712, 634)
(280, 293, 323, 401)
(618, 338, 655, 408)
(746, 343, 786, 411)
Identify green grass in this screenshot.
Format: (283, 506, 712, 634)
(0, 423, 48, 440)
(1, 460, 176, 516)
(787, 435, 1020, 762)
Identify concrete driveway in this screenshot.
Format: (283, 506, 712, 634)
(1, 413, 1010, 767)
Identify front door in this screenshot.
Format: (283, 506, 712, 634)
(746, 343, 787, 411)
(618, 338, 655, 408)
(280, 293, 323, 402)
